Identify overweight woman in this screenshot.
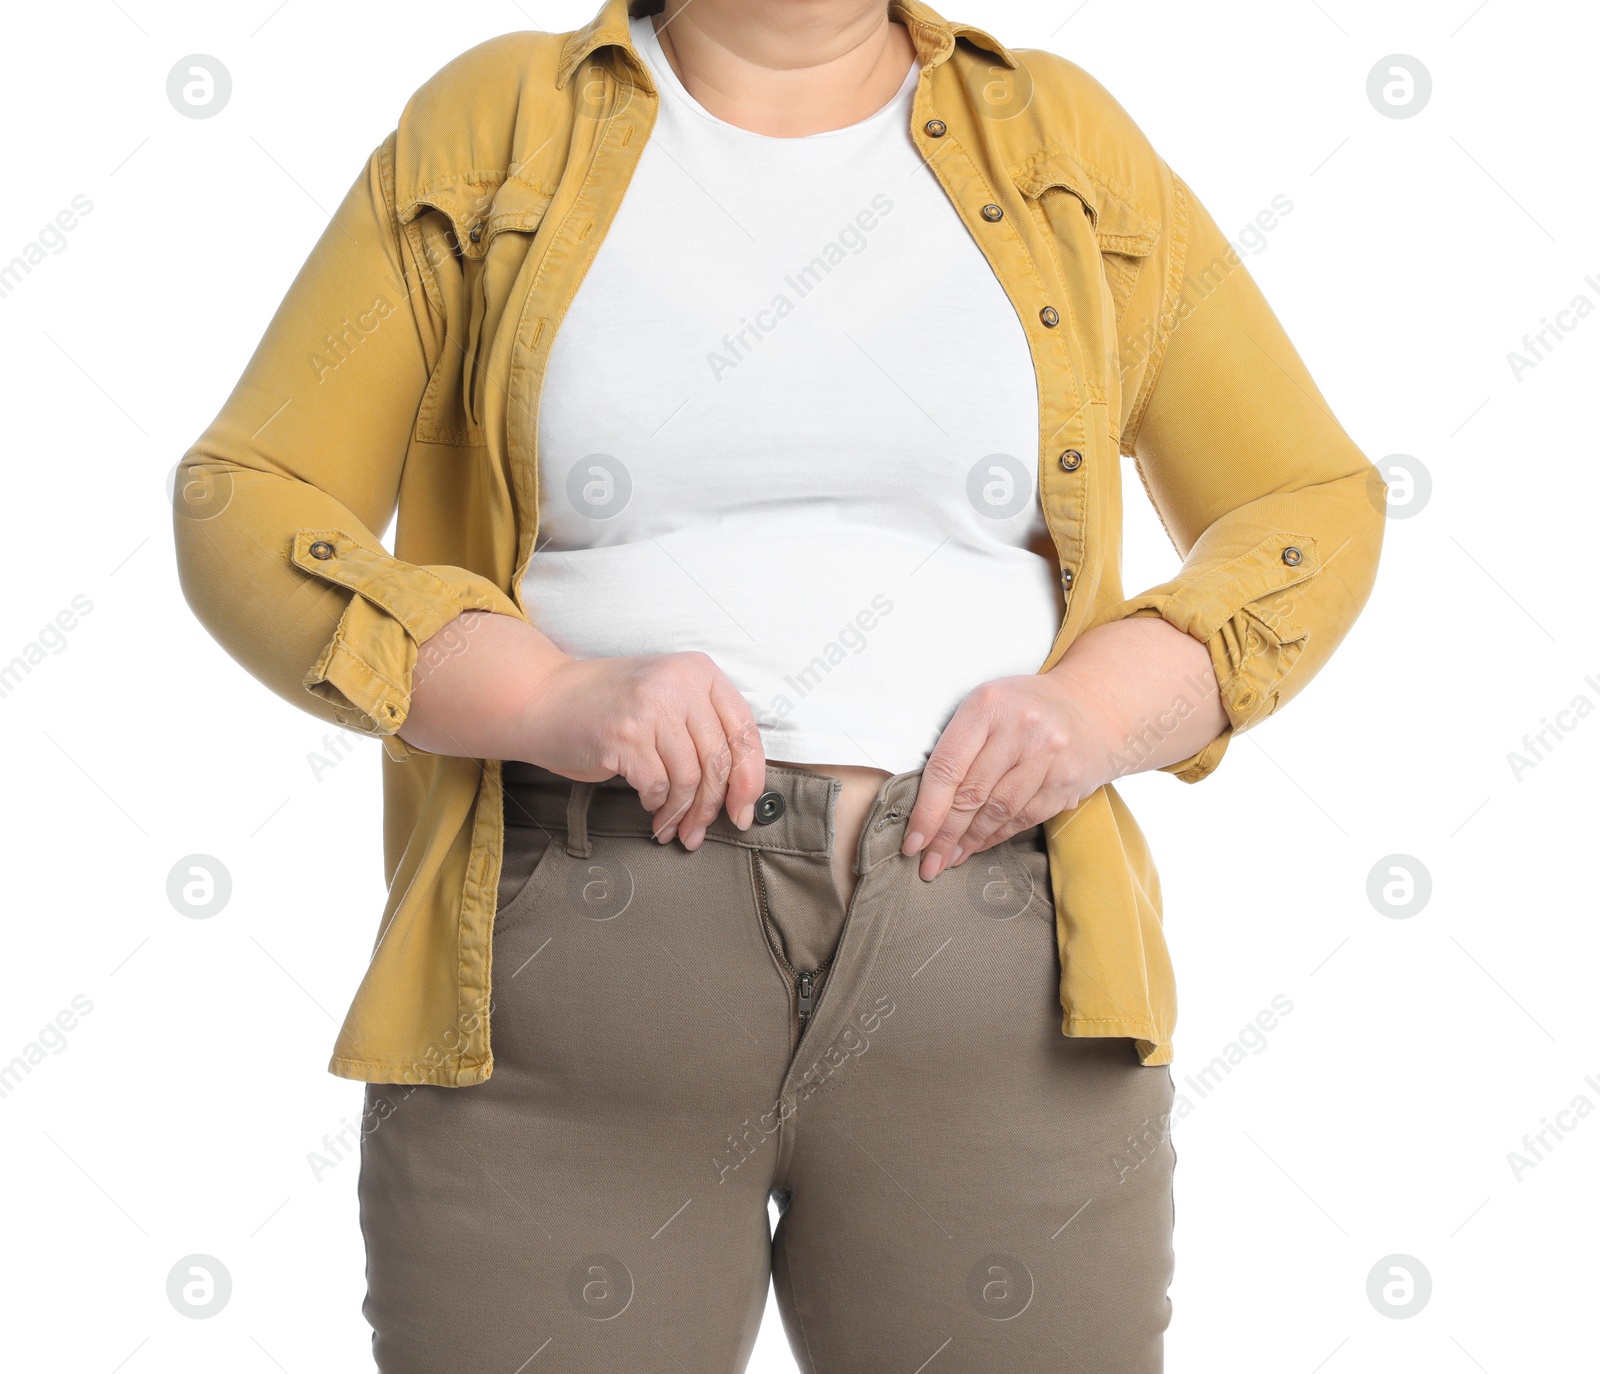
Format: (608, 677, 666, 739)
(175, 0, 1384, 1368)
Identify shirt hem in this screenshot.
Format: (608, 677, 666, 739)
(1062, 1014, 1172, 1067)
(328, 1053, 492, 1087)
(763, 728, 931, 775)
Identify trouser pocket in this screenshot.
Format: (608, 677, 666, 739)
(495, 819, 560, 935)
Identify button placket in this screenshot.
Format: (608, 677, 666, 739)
(503, 86, 658, 621)
(907, 94, 1094, 647)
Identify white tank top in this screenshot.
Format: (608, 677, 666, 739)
(524, 14, 1060, 775)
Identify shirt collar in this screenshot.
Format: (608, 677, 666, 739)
(556, 0, 1018, 90)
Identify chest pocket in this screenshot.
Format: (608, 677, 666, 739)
(1010, 145, 1159, 317)
(403, 176, 555, 447)
(1008, 147, 1161, 446)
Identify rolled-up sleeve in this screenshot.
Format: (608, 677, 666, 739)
(1088, 168, 1387, 783)
(172, 131, 521, 761)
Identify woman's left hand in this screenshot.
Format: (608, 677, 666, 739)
(902, 617, 1227, 880)
(900, 672, 1112, 880)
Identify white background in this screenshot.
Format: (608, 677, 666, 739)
(1, 1, 1595, 1370)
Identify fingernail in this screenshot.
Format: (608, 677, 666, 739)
(736, 803, 754, 830)
(922, 852, 945, 881)
(657, 824, 677, 845)
(950, 846, 965, 866)
(903, 830, 925, 856)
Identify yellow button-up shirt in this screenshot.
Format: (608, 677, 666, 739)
(174, 0, 1385, 1083)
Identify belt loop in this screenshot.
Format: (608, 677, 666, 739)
(564, 780, 597, 858)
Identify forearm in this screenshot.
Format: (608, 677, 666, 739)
(1046, 616, 1227, 788)
(397, 611, 571, 761)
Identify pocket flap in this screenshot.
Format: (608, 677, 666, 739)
(399, 172, 555, 261)
(1007, 146, 1160, 257)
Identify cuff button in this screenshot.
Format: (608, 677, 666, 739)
(1281, 546, 1303, 566)
(309, 540, 335, 560)
(1059, 449, 1083, 471)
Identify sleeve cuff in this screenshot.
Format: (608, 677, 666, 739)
(1089, 531, 1320, 782)
(1157, 723, 1232, 784)
(291, 527, 523, 760)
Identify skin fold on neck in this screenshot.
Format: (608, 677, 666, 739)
(649, 0, 918, 136)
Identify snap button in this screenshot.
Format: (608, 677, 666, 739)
(754, 791, 785, 825)
(1060, 567, 1074, 587)
(468, 222, 485, 244)
(923, 119, 947, 137)
(1281, 546, 1304, 567)
(981, 203, 1004, 222)
(1040, 306, 1060, 327)
(309, 540, 335, 560)
(1059, 449, 1083, 471)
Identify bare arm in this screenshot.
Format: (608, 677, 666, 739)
(398, 611, 769, 848)
(1048, 615, 1228, 778)
(901, 617, 1225, 880)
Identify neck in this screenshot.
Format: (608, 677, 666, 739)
(649, 0, 916, 137)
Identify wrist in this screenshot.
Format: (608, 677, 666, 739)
(509, 650, 580, 762)
(1040, 660, 1121, 792)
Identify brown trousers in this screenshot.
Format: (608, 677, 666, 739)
(358, 760, 1176, 1372)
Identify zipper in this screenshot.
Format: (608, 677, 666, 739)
(752, 851, 830, 1031)
(803, 798, 902, 1031)
(751, 800, 888, 1038)
(796, 970, 815, 1022)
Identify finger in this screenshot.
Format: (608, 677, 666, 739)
(902, 697, 990, 862)
(677, 699, 738, 849)
(977, 771, 1082, 854)
(967, 806, 1052, 857)
(650, 723, 703, 844)
(620, 746, 671, 818)
(708, 674, 766, 830)
(917, 735, 1019, 881)
(948, 755, 1052, 865)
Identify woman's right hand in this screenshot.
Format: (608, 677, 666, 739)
(517, 651, 767, 846)
(398, 611, 765, 848)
